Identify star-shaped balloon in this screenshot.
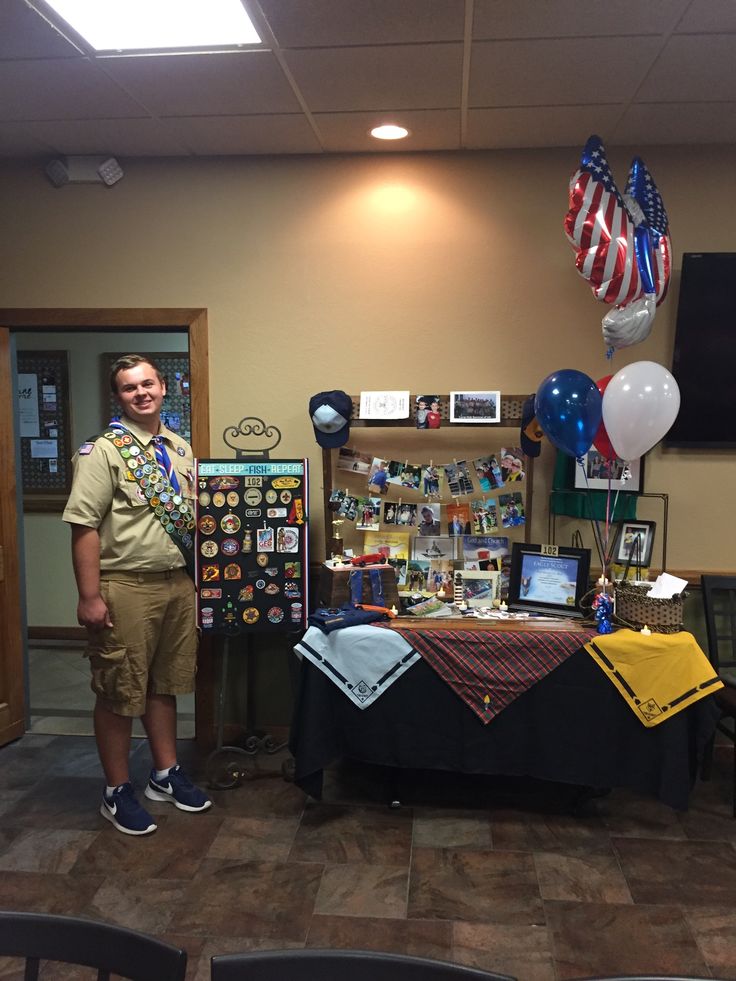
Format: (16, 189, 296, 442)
(565, 135, 672, 353)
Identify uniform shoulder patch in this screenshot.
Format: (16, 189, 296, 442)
(78, 442, 96, 456)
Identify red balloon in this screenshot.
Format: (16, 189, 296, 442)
(593, 375, 617, 459)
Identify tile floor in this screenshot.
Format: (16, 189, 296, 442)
(1, 731, 736, 980)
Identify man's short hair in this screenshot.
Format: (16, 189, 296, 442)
(110, 354, 164, 395)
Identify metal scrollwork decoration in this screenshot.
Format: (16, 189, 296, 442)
(222, 417, 282, 459)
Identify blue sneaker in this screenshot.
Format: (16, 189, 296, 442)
(144, 765, 212, 812)
(100, 783, 157, 836)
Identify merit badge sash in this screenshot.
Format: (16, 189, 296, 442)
(102, 425, 195, 574)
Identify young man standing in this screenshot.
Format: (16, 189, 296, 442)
(63, 354, 211, 835)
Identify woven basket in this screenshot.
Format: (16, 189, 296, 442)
(614, 579, 685, 634)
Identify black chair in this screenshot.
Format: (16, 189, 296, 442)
(700, 574, 736, 815)
(210, 949, 515, 981)
(0, 910, 187, 981)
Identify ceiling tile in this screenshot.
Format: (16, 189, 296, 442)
(283, 44, 463, 112)
(0, 121, 56, 156)
(161, 114, 323, 154)
(473, 0, 690, 38)
(635, 35, 736, 102)
(257, 0, 464, 46)
(22, 117, 192, 156)
(314, 109, 460, 152)
(614, 102, 736, 145)
(0, 0, 84, 58)
(0, 58, 147, 121)
(466, 105, 623, 149)
(100, 51, 301, 116)
(674, 0, 736, 33)
(469, 37, 663, 106)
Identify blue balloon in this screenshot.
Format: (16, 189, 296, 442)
(535, 370, 602, 459)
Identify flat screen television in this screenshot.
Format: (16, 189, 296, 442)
(507, 542, 591, 619)
(665, 252, 736, 448)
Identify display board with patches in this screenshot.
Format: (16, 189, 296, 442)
(195, 459, 309, 633)
(103, 352, 191, 443)
(17, 350, 73, 504)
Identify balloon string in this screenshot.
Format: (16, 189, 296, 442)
(577, 460, 606, 572)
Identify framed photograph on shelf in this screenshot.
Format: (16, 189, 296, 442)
(613, 520, 656, 568)
(449, 391, 500, 424)
(574, 451, 643, 493)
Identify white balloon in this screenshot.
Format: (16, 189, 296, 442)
(602, 361, 681, 461)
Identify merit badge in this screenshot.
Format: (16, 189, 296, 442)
(221, 513, 241, 534)
(238, 585, 254, 602)
(244, 488, 262, 506)
(224, 563, 242, 580)
(279, 490, 292, 504)
(284, 581, 301, 599)
(199, 479, 207, 489)
(242, 607, 260, 624)
(120, 434, 132, 445)
(265, 489, 278, 504)
(200, 587, 222, 599)
(136, 487, 147, 503)
(198, 491, 211, 507)
(226, 491, 239, 507)
(256, 528, 275, 552)
(284, 561, 301, 578)
(221, 538, 240, 556)
(266, 507, 287, 518)
(256, 553, 269, 567)
(265, 582, 280, 595)
(256, 579, 266, 590)
(267, 607, 284, 624)
(201, 564, 220, 582)
(265, 567, 278, 577)
(200, 540, 219, 558)
(198, 515, 216, 535)
(113, 437, 124, 447)
(276, 527, 299, 553)
(272, 476, 300, 489)
(212, 491, 226, 508)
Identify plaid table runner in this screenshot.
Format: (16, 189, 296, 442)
(387, 624, 597, 723)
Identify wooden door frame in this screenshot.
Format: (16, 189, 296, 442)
(0, 308, 214, 747)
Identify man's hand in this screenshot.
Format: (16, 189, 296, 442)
(77, 594, 113, 631)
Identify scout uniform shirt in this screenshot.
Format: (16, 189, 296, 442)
(63, 416, 195, 573)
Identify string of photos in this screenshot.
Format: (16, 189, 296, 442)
(329, 443, 530, 603)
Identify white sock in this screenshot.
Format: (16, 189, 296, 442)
(105, 784, 122, 797)
(154, 765, 176, 781)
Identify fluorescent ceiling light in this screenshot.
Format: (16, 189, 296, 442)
(370, 125, 410, 141)
(43, 0, 261, 52)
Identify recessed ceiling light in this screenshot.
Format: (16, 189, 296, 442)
(370, 125, 410, 141)
(43, 0, 261, 53)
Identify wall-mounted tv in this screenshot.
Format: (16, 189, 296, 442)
(665, 252, 736, 448)
(507, 542, 591, 619)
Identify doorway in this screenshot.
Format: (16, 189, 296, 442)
(0, 308, 212, 750)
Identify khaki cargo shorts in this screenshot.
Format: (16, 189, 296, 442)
(85, 568, 197, 717)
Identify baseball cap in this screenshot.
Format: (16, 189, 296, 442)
(309, 390, 352, 448)
(520, 395, 544, 458)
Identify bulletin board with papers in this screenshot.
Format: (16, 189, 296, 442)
(17, 350, 72, 506)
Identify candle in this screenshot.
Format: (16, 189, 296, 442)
(640, 625, 651, 636)
(390, 604, 398, 616)
(458, 600, 468, 611)
(499, 601, 508, 611)
(437, 588, 446, 599)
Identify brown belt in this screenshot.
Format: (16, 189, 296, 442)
(101, 568, 186, 582)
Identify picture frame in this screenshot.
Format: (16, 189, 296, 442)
(574, 450, 643, 493)
(449, 391, 500, 424)
(612, 520, 656, 568)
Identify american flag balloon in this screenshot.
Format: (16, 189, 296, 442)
(625, 156, 672, 305)
(564, 135, 643, 307)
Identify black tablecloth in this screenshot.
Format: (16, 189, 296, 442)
(289, 648, 720, 810)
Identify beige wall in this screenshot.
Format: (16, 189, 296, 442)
(2, 146, 734, 588)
